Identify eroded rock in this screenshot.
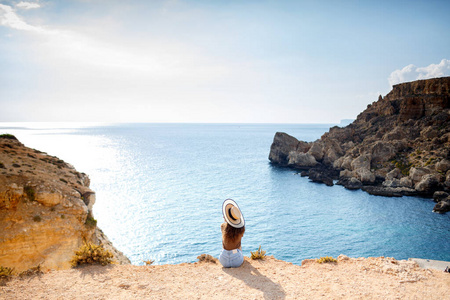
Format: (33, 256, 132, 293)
(288, 152, 317, 168)
(0, 135, 130, 273)
(433, 198, 450, 213)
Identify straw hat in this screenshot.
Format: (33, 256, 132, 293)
(222, 199, 245, 228)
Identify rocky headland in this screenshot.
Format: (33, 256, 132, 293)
(0, 134, 130, 273)
(269, 77, 450, 213)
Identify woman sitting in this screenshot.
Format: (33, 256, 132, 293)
(219, 199, 245, 268)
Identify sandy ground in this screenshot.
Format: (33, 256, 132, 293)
(1, 255, 449, 299)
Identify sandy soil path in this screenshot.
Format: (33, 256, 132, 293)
(1, 256, 449, 299)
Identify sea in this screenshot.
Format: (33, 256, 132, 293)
(1, 122, 449, 265)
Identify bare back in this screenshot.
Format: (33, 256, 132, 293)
(221, 222, 244, 250)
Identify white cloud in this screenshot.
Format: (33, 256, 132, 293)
(388, 59, 450, 86)
(16, 2, 41, 10)
(416, 59, 450, 79)
(0, 4, 44, 32)
(0, 3, 227, 80)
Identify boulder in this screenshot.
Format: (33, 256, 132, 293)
(383, 179, 401, 188)
(307, 142, 325, 161)
(371, 141, 396, 164)
(433, 198, 450, 214)
(399, 177, 413, 188)
(382, 126, 408, 141)
(269, 132, 300, 166)
(415, 174, 439, 195)
(436, 159, 450, 173)
(362, 186, 402, 197)
(339, 169, 353, 178)
(386, 168, 401, 181)
(323, 148, 339, 165)
(308, 168, 333, 186)
(341, 156, 353, 170)
(297, 141, 311, 153)
(322, 139, 344, 165)
(362, 186, 417, 197)
(345, 177, 363, 190)
(287, 152, 317, 168)
(35, 191, 63, 207)
(433, 191, 449, 202)
(420, 126, 439, 139)
(342, 141, 355, 152)
(409, 167, 432, 185)
(333, 156, 344, 169)
(354, 168, 376, 184)
(351, 155, 371, 171)
(446, 172, 450, 188)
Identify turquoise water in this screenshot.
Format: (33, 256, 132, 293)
(2, 123, 449, 265)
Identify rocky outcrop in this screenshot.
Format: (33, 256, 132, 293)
(0, 135, 130, 273)
(269, 77, 450, 211)
(432, 191, 450, 213)
(269, 132, 311, 166)
(433, 198, 450, 213)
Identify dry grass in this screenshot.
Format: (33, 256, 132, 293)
(70, 242, 114, 267)
(250, 245, 266, 260)
(316, 256, 337, 263)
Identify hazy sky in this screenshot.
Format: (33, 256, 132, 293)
(1, 0, 449, 123)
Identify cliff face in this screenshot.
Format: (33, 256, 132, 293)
(0, 135, 130, 272)
(269, 77, 450, 212)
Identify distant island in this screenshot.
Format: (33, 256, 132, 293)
(339, 119, 354, 127)
(269, 77, 450, 213)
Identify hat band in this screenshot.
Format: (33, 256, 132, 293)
(228, 208, 238, 221)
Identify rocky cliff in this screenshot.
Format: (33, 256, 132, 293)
(269, 77, 450, 213)
(0, 135, 130, 273)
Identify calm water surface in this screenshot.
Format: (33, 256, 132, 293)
(2, 123, 449, 265)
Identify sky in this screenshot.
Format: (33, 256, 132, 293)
(0, 0, 449, 123)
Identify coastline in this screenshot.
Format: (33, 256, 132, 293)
(269, 77, 450, 212)
(1, 255, 449, 299)
(1, 133, 449, 298)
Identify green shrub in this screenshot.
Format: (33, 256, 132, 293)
(425, 157, 437, 166)
(18, 265, 42, 277)
(85, 215, 97, 228)
(316, 256, 337, 263)
(24, 185, 36, 201)
(70, 242, 114, 267)
(0, 266, 14, 279)
(0, 134, 17, 140)
(391, 159, 412, 176)
(250, 245, 266, 260)
(197, 254, 216, 263)
(33, 215, 42, 222)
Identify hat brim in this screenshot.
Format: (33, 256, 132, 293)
(222, 199, 245, 228)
